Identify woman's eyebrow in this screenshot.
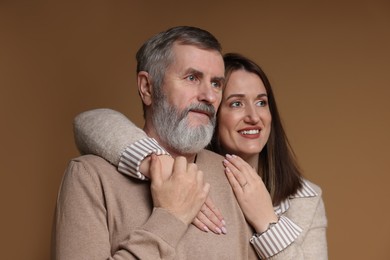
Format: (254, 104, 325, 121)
(225, 93, 267, 100)
(225, 93, 245, 100)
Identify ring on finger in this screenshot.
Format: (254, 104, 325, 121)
(241, 181, 248, 188)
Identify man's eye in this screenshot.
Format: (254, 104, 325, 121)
(211, 81, 222, 88)
(187, 75, 196, 81)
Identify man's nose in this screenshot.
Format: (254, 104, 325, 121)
(198, 82, 219, 104)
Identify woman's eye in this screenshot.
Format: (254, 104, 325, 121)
(230, 101, 242, 108)
(256, 100, 267, 107)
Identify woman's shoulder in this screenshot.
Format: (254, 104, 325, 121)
(285, 178, 326, 220)
(300, 178, 323, 197)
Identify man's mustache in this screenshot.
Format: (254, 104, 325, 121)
(182, 103, 216, 120)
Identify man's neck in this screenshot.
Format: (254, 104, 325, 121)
(143, 124, 197, 163)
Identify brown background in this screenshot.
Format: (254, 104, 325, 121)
(1, 1, 389, 259)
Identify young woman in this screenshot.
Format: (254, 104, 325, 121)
(74, 53, 327, 259)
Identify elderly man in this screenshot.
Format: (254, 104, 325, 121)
(52, 26, 258, 259)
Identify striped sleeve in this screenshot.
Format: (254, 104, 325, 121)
(249, 215, 302, 259)
(118, 137, 170, 180)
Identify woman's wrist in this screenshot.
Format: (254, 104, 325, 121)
(254, 214, 279, 234)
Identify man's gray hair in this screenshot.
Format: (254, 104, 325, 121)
(136, 26, 222, 116)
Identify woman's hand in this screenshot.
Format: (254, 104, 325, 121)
(223, 154, 278, 233)
(193, 196, 227, 234)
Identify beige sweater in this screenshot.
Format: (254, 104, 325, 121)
(54, 108, 328, 259)
(53, 151, 259, 259)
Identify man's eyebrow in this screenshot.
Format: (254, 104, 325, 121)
(185, 68, 203, 77)
(211, 76, 225, 85)
(184, 68, 225, 84)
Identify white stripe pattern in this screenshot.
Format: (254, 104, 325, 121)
(118, 138, 169, 180)
(253, 180, 317, 258)
(293, 180, 317, 197)
(250, 216, 303, 259)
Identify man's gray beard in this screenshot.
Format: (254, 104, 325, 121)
(152, 97, 216, 154)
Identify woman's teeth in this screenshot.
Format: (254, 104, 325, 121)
(239, 129, 259, 135)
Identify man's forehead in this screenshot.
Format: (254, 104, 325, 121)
(171, 44, 224, 75)
(172, 43, 222, 60)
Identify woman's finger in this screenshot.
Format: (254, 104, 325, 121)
(224, 166, 245, 195)
(192, 207, 226, 235)
(223, 158, 248, 187)
(225, 154, 257, 181)
(204, 196, 225, 226)
(197, 209, 224, 235)
(192, 217, 210, 233)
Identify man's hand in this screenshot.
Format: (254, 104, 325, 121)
(150, 154, 210, 225)
(146, 154, 226, 233)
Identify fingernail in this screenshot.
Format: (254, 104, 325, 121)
(203, 226, 209, 232)
(223, 159, 229, 165)
(221, 226, 228, 234)
(215, 227, 222, 234)
(226, 154, 232, 158)
(221, 219, 226, 226)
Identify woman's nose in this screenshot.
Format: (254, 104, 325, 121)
(244, 106, 260, 124)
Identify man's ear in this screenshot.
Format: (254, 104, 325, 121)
(138, 71, 152, 106)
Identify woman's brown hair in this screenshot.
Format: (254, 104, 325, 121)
(208, 53, 303, 205)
